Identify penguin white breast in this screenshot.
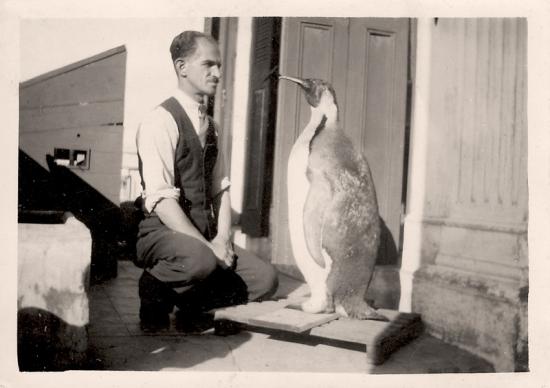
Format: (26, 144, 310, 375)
(287, 139, 310, 243)
(287, 131, 329, 285)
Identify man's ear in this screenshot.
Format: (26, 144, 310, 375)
(174, 58, 186, 77)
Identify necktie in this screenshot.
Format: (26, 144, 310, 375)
(199, 104, 208, 128)
(198, 104, 208, 147)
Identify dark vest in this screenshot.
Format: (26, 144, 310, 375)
(138, 97, 219, 240)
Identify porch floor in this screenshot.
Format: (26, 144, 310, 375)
(86, 260, 494, 373)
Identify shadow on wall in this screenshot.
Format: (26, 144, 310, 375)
(366, 217, 401, 310)
(376, 217, 399, 266)
(18, 150, 143, 283)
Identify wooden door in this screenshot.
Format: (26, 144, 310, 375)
(271, 18, 410, 275)
(345, 19, 409, 264)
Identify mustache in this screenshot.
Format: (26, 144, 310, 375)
(207, 77, 219, 83)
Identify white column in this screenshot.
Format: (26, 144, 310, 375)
(399, 18, 433, 312)
(229, 17, 253, 247)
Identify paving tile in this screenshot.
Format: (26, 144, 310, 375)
(89, 302, 117, 316)
(104, 279, 138, 290)
(117, 312, 140, 324)
(111, 303, 140, 317)
(115, 266, 141, 280)
(89, 301, 120, 324)
(88, 322, 130, 337)
(110, 303, 139, 316)
(366, 334, 494, 374)
(90, 314, 119, 325)
(89, 335, 244, 371)
(124, 322, 190, 336)
(125, 322, 147, 336)
(104, 289, 138, 301)
(225, 331, 366, 372)
(109, 291, 140, 301)
(109, 294, 140, 305)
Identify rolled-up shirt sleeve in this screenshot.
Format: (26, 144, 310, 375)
(136, 107, 180, 213)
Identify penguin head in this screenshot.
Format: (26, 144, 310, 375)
(279, 75, 338, 109)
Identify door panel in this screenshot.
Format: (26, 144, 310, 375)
(271, 18, 409, 271)
(281, 18, 349, 139)
(346, 19, 409, 263)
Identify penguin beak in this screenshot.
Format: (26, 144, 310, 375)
(279, 74, 306, 87)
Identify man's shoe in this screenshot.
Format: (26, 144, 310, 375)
(213, 319, 242, 336)
(138, 271, 175, 332)
(139, 303, 171, 332)
(174, 310, 214, 334)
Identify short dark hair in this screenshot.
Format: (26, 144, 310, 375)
(170, 30, 217, 62)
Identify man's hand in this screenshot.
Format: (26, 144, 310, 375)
(210, 236, 235, 269)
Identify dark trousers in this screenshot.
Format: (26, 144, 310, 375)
(135, 216, 279, 314)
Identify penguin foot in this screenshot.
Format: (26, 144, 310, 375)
(301, 296, 328, 314)
(364, 307, 389, 322)
(345, 304, 389, 321)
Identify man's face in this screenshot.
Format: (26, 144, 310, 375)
(182, 38, 222, 98)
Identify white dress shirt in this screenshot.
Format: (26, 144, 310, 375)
(137, 89, 230, 213)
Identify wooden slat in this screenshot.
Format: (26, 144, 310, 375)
(310, 318, 387, 345)
(20, 51, 126, 109)
(19, 125, 124, 153)
(19, 100, 124, 133)
(214, 300, 294, 325)
(20, 46, 126, 89)
(249, 308, 339, 333)
(309, 310, 421, 345)
(310, 310, 423, 365)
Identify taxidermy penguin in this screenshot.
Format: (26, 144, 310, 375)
(280, 75, 387, 321)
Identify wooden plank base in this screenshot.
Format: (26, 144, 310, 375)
(249, 308, 339, 333)
(310, 309, 424, 365)
(213, 301, 423, 365)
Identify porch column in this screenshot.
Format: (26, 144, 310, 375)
(402, 18, 528, 372)
(399, 17, 433, 313)
(228, 17, 253, 248)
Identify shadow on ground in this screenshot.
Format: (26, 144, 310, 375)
(87, 332, 253, 371)
(86, 262, 254, 371)
(18, 307, 89, 371)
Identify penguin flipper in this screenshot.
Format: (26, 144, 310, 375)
(303, 180, 332, 269)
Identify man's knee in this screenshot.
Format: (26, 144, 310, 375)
(183, 238, 217, 280)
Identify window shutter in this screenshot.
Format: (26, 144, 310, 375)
(240, 18, 281, 237)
